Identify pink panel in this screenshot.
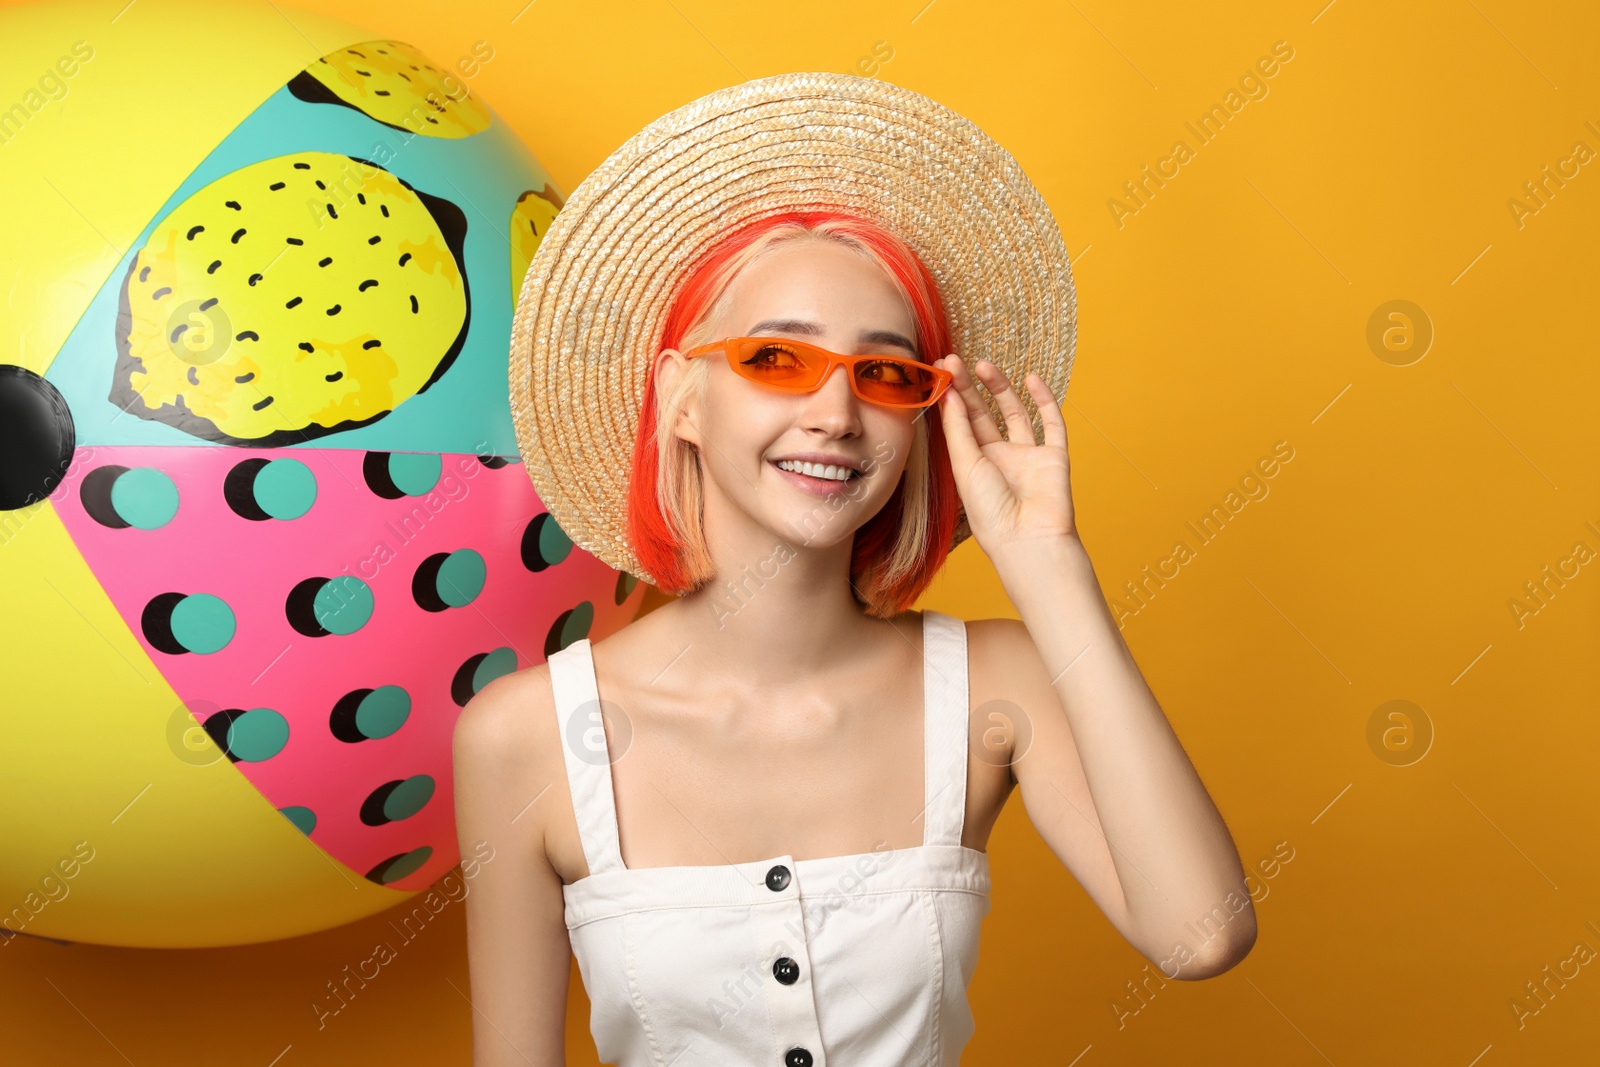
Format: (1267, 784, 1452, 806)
(51, 443, 635, 893)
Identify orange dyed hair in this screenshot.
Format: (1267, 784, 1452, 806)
(626, 210, 961, 618)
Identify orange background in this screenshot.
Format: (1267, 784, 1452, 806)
(3, 0, 1597, 1064)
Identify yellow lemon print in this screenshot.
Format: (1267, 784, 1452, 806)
(112, 151, 470, 446)
(289, 40, 490, 139)
(511, 183, 565, 306)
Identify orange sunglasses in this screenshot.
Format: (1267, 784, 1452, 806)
(681, 336, 953, 410)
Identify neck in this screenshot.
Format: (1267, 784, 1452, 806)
(663, 530, 893, 689)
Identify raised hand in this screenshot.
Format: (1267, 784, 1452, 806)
(934, 354, 1077, 552)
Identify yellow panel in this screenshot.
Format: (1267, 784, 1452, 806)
(0, 499, 408, 948)
(0, 0, 378, 379)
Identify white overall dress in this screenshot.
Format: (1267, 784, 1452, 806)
(547, 609, 992, 1067)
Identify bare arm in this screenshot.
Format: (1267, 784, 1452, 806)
(453, 667, 573, 1065)
(994, 546, 1255, 979)
(936, 353, 1255, 979)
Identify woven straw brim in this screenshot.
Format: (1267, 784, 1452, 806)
(509, 72, 1077, 586)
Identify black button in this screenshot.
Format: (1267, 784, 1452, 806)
(784, 1047, 813, 1067)
(773, 957, 800, 985)
(765, 864, 791, 891)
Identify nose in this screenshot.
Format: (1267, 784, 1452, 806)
(798, 361, 862, 434)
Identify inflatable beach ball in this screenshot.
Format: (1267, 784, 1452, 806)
(0, 1, 642, 947)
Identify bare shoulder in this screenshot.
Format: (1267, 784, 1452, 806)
(906, 610, 1050, 694)
(453, 659, 555, 766)
(451, 660, 564, 857)
(964, 616, 1051, 682)
(962, 616, 1062, 784)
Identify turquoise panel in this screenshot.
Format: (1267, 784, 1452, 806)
(45, 79, 557, 460)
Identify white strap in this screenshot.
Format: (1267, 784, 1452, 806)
(921, 610, 970, 847)
(549, 615, 969, 869)
(546, 639, 627, 876)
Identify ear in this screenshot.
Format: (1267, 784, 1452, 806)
(652, 348, 702, 448)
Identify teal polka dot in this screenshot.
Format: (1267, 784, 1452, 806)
(438, 549, 486, 607)
(539, 519, 573, 565)
(355, 686, 411, 739)
(111, 468, 179, 530)
(227, 707, 289, 761)
(472, 647, 517, 693)
(314, 576, 374, 635)
(170, 593, 235, 654)
(255, 458, 316, 520)
(558, 602, 595, 650)
(279, 806, 316, 835)
(382, 775, 436, 822)
(389, 453, 441, 497)
(376, 846, 432, 883)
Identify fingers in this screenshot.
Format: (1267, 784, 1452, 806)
(972, 359, 1038, 444)
(940, 354, 1067, 454)
(942, 354, 1004, 448)
(937, 360, 983, 474)
(1025, 371, 1068, 452)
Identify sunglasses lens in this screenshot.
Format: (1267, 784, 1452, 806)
(735, 341, 815, 385)
(854, 359, 940, 406)
(730, 339, 939, 407)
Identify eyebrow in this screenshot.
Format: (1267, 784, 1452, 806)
(746, 318, 921, 360)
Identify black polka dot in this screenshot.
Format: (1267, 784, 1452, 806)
(365, 846, 433, 885)
(80, 465, 133, 528)
(411, 553, 453, 612)
(520, 513, 558, 572)
(545, 603, 595, 658)
(285, 577, 332, 637)
(329, 689, 371, 743)
(202, 708, 248, 761)
(141, 592, 189, 654)
(361, 451, 404, 499)
(224, 459, 274, 520)
(360, 780, 404, 826)
(450, 653, 488, 707)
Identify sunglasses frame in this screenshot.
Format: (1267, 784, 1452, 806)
(680, 336, 954, 410)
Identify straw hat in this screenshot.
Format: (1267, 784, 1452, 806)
(509, 71, 1077, 586)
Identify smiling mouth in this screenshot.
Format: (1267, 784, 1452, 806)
(769, 459, 861, 483)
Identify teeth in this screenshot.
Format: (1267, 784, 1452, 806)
(775, 459, 853, 481)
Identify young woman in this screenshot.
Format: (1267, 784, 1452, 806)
(455, 75, 1254, 1067)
